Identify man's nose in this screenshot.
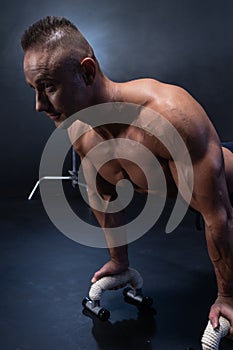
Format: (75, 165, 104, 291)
(35, 91, 50, 112)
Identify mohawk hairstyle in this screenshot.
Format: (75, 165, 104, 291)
(21, 16, 95, 61)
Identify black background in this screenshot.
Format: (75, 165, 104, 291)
(1, 0, 233, 197)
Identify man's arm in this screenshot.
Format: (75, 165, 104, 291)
(169, 134, 233, 334)
(192, 142, 233, 334)
(67, 122, 129, 282)
(161, 87, 233, 333)
(81, 156, 129, 283)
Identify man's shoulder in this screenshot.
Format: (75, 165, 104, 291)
(123, 78, 198, 112)
(133, 78, 214, 156)
(135, 78, 206, 121)
(67, 120, 101, 157)
(120, 77, 212, 146)
(140, 78, 194, 106)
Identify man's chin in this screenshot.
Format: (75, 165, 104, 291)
(54, 116, 72, 129)
(53, 110, 82, 128)
(54, 119, 63, 128)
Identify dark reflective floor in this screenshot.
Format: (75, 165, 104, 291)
(1, 191, 232, 350)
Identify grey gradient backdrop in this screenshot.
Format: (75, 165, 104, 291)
(1, 0, 233, 198)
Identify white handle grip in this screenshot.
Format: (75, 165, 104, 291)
(89, 268, 143, 301)
(201, 316, 230, 350)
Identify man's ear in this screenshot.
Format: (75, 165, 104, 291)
(80, 57, 96, 85)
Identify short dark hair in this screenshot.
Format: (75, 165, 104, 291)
(21, 16, 95, 61)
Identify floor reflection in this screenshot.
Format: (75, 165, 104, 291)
(83, 306, 157, 350)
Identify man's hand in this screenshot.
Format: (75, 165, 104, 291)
(209, 296, 233, 337)
(91, 259, 129, 284)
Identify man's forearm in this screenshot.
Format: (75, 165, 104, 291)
(92, 207, 129, 267)
(205, 218, 233, 296)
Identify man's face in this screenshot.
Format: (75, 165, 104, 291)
(24, 46, 91, 127)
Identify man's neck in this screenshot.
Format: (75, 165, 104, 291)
(94, 74, 122, 104)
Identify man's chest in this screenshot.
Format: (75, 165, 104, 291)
(95, 141, 174, 193)
(80, 125, 177, 195)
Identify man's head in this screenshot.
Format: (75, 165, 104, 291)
(22, 16, 102, 126)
